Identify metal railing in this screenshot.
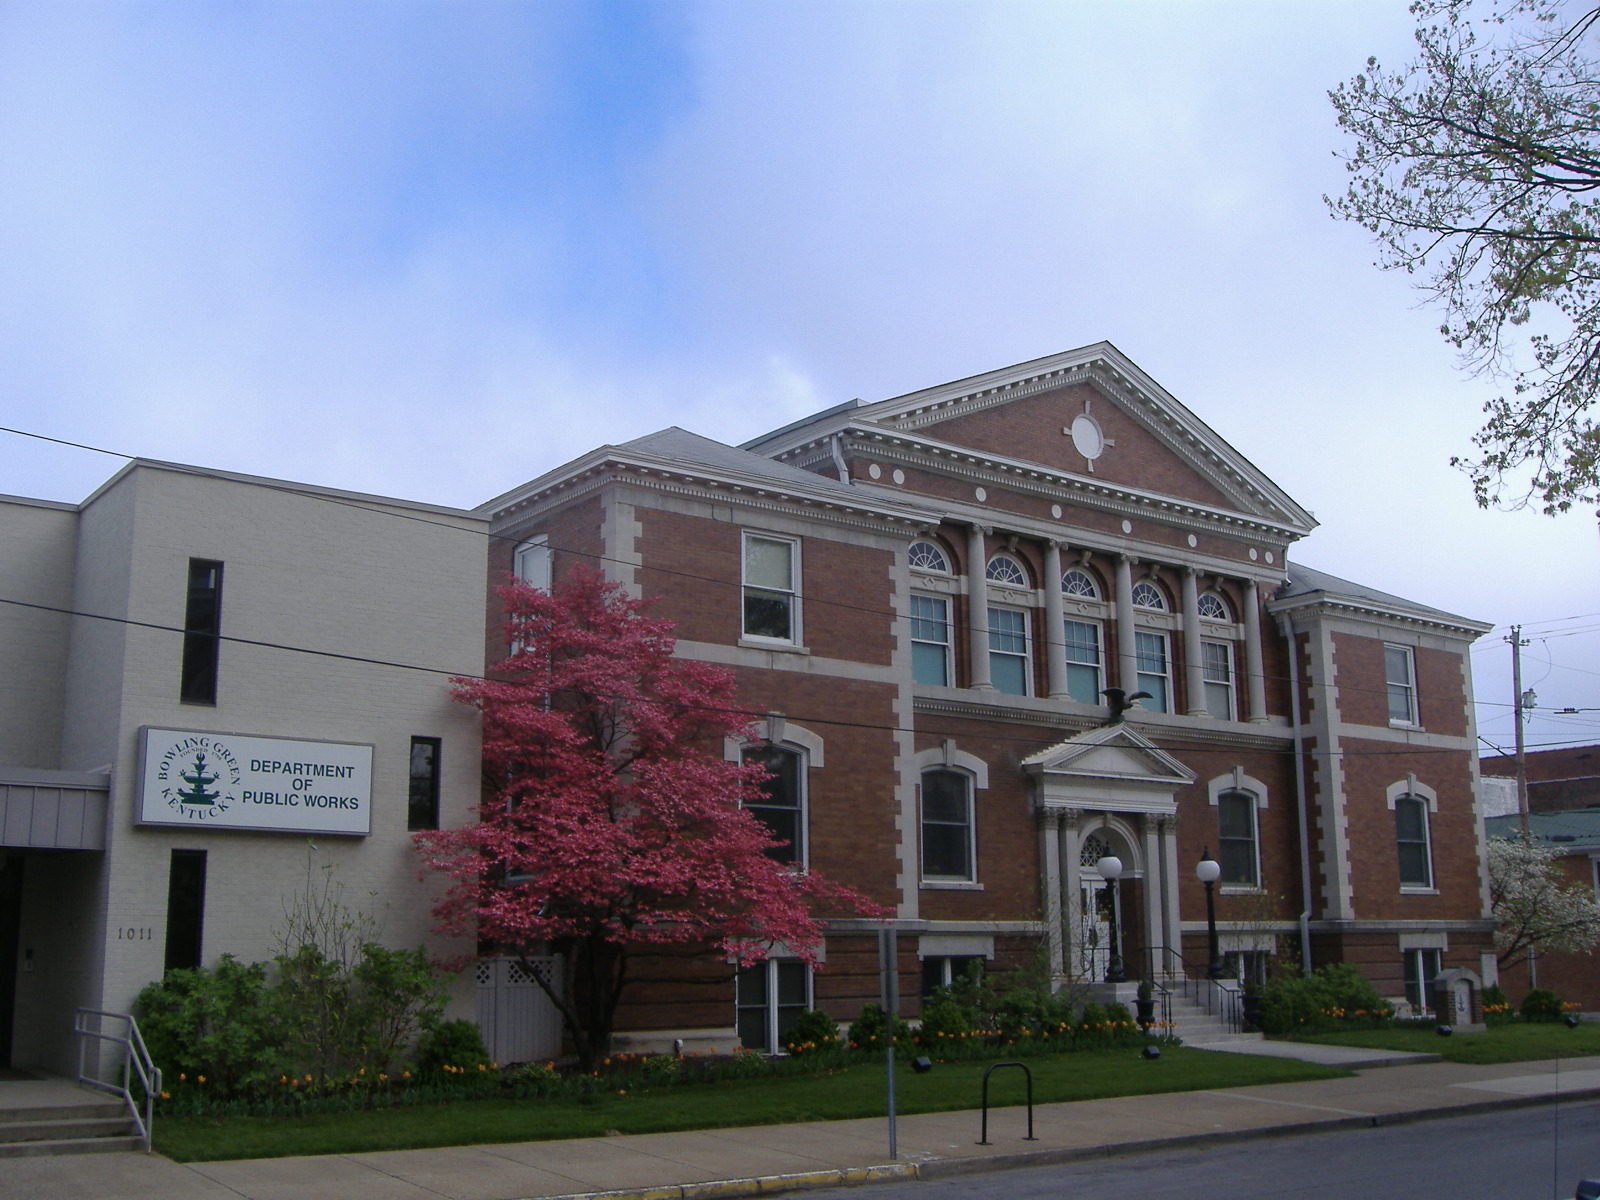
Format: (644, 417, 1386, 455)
(1145, 946, 1244, 1035)
(75, 1009, 160, 1152)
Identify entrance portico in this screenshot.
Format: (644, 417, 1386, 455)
(1024, 725, 1195, 983)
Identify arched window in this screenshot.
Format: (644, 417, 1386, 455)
(1394, 794, 1432, 888)
(1062, 568, 1099, 599)
(986, 555, 1028, 586)
(1197, 592, 1230, 621)
(909, 540, 951, 573)
(1217, 791, 1259, 887)
(1131, 580, 1167, 611)
(1080, 834, 1109, 867)
(921, 769, 975, 881)
(742, 744, 805, 866)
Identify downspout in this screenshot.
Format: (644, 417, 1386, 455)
(830, 434, 851, 484)
(1278, 612, 1314, 974)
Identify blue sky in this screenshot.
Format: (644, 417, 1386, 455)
(1, 1, 1595, 748)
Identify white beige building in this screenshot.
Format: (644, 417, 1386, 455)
(0, 460, 485, 1074)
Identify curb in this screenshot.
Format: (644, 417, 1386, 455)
(522, 1084, 1600, 1200)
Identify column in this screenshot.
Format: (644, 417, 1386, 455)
(1160, 814, 1183, 975)
(1243, 578, 1268, 723)
(1141, 815, 1163, 980)
(1042, 540, 1069, 699)
(1114, 554, 1136, 695)
(966, 524, 994, 691)
(1038, 809, 1064, 976)
(1182, 566, 1206, 716)
(1058, 809, 1084, 978)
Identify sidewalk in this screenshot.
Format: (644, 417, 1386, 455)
(7, 1054, 1600, 1200)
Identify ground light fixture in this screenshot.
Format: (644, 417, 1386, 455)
(1097, 855, 1124, 983)
(911, 1056, 933, 1074)
(1141, 1045, 1161, 1060)
(1195, 850, 1224, 980)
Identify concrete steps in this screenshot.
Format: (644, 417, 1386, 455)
(1165, 993, 1263, 1047)
(0, 1093, 141, 1157)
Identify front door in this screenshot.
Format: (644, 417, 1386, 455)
(1079, 879, 1121, 983)
(0, 855, 22, 1068)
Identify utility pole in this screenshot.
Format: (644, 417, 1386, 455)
(1509, 625, 1530, 839)
(878, 923, 898, 1160)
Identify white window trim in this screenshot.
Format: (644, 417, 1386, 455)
(1208, 768, 1268, 894)
(1131, 578, 1169, 612)
(1061, 567, 1102, 601)
(1387, 776, 1437, 892)
(1196, 590, 1232, 623)
(736, 957, 812, 1055)
(987, 604, 1033, 697)
(985, 554, 1030, 588)
(912, 741, 988, 888)
(1062, 616, 1104, 705)
(724, 720, 823, 871)
(1385, 643, 1419, 728)
(742, 531, 802, 647)
(1134, 628, 1172, 712)
(910, 592, 955, 687)
(908, 540, 952, 575)
(1201, 638, 1237, 721)
(512, 534, 551, 590)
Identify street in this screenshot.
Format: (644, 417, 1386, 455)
(808, 1101, 1600, 1200)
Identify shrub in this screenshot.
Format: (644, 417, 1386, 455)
(782, 1008, 841, 1055)
(916, 996, 978, 1047)
(1257, 963, 1393, 1035)
(133, 956, 282, 1092)
(1481, 983, 1514, 1025)
(414, 1019, 490, 1077)
(1522, 988, 1563, 1022)
(848, 1003, 912, 1053)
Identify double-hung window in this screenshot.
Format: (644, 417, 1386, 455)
(1135, 631, 1170, 713)
(1063, 619, 1102, 705)
(742, 744, 804, 865)
(1402, 948, 1442, 1013)
(1202, 640, 1235, 721)
(1217, 790, 1259, 887)
(921, 769, 974, 881)
(911, 594, 951, 686)
(513, 535, 551, 590)
(736, 958, 809, 1053)
(1385, 644, 1418, 725)
(743, 534, 798, 643)
(1394, 793, 1433, 888)
(988, 608, 1030, 696)
(920, 955, 983, 997)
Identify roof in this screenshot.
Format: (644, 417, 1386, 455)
(619, 427, 864, 500)
(1270, 562, 1491, 635)
(1485, 810, 1600, 853)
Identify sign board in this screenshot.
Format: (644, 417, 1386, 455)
(136, 727, 373, 836)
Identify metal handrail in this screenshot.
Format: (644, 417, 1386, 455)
(1144, 946, 1244, 1034)
(75, 1008, 161, 1153)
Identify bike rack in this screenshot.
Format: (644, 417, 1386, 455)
(977, 1061, 1036, 1145)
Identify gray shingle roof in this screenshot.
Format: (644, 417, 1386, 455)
(1275, 562, 1485, 629)
(621, 427, 863, 498)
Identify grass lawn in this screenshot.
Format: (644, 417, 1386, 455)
(153, 1047, 1344, 1163)
(1294, 1021, 1600, 1064)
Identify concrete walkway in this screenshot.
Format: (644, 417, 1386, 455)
(7, 1054, 1600, 1200)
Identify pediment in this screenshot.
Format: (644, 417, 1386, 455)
(1022, 723, 1197, 787)
(852, 343, 1315, 531)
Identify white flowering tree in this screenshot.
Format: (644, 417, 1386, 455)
(1488, 835, 1600, 971)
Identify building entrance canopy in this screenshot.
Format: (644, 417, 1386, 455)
(1024, 726, 1194, 980)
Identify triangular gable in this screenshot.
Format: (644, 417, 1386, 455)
(849, 343, 1314, 530)
(1022, 723, 1197, 787)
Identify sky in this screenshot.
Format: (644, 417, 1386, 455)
(0, 1, 1595, 751)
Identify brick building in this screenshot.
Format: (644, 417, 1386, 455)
(481, 343, 1499, 1048)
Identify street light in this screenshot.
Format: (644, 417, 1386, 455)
(1097, 855, 1124, 984)
(1196, 849, 1224, 980)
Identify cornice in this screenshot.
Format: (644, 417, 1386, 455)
(828, 431, 1306, 544)
(911, 693, 1293, 748)
(1269, 592, 1492, 640)
(484, 449, 939, 535)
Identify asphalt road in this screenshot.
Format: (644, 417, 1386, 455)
(808, 1101, 1600, 1200)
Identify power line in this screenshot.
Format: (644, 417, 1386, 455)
(1, 590, 1565, 762)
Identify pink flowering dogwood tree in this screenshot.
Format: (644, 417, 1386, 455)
(415, 567, 881, 1070)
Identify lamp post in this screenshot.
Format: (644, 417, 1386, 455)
(1196, 849, 1224, 980)
(1097, 855, 1124, 984)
